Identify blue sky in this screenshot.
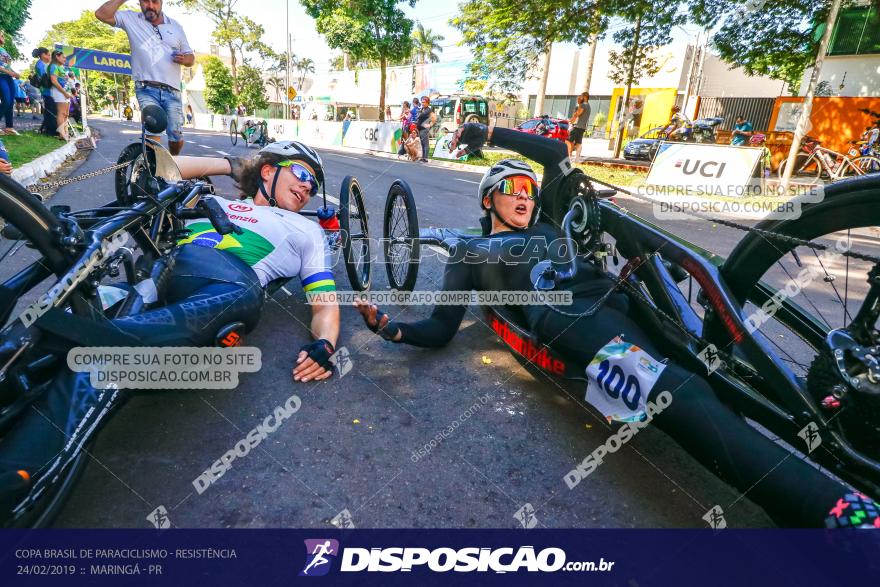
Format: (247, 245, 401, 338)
(14, 0, 702, 71)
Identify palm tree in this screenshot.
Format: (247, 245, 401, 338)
(267, 76, 284, 104)
(411, 24, 444, 64)
(297, 58, 315, 90)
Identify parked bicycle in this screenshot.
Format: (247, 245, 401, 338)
(778, 136, 880, 184)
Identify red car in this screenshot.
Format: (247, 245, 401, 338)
(514, 117, 570, 141)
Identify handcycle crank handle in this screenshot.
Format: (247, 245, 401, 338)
(200, 196, 242, 235)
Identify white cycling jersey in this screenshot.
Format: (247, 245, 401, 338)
(179, 196, 334, 292)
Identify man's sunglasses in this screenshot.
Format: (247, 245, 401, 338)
(494, 176, 538, 200)
(276, 161, 319, 196)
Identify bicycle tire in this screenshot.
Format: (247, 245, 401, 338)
(229, 120, 238, 146)
(853, 155, 880, 175)
(383, 180, 420, 291)
(720, 175, 880, 306)
(777, 153, 822, 185)
(338, 176, 371, 291)
(0, 174, 71, 276)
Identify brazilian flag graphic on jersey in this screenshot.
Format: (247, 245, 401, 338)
(179, 222, 274, 268)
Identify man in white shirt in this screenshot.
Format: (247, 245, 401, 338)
(96, 0, 194, 154)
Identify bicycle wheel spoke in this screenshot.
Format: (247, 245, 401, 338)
(810, 243, 853, 325)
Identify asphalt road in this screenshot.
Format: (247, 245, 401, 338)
(6, 117, 871, 529)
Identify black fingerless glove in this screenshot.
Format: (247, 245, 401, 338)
(299, 339, 335, 370)
(458, 122, 489, 153)
(366, 308, 401, 342)
(223, 155, 248, 183)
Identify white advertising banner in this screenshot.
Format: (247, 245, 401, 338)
(341, 121, 401, 152)
(646, 142, 763, 196)
(432, 132, 468, 160)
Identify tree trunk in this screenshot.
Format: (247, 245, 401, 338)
(581, 33, 598, 93)
(344, 52, 351, 71)
(613, 13, 642, 159)
(379, 56, 387, 122)
(534, 44, 552, 117)
(228, 43, 238, 93)
(781, 0, 842, 188)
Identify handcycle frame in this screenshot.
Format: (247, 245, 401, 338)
(0, 128, 369, 524)
(381, 173, 880, 499)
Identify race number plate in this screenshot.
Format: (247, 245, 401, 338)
(585, 336, 666, 423)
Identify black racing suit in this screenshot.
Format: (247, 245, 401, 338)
(0, 246, 264, 502)
(389, 127, 864, 528)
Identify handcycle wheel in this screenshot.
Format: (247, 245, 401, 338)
(338, 176, 371, 291)
(229, 119, 238, 146)
(114, 142, 158, 206)
(777, 153, 822, 185)
(710, 176, 880, 477)
(0, 174, 72, 278)
(383, 179, 420, 291)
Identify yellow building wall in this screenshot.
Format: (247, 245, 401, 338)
(606, 87, 678, 137)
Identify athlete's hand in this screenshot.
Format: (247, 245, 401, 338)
(292, 339, 335, 382)
(0, 160, 11, 175)
(223, 155, 248, 183)
(354, 300, 401, 341)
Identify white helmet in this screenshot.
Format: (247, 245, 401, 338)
(477, 159, 540, 230)
(259, 140, 324, 184)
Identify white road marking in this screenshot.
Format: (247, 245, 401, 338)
(331, 154, 358, 160)
(216, 150, 230, 156)
(453, 178, 479, 184)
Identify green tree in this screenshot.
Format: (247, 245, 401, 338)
(237, 64, 268, 113)
(174, 0, 275, 90)
(300, 0, 415, 121)
(0, 0, 32, 59)
(688, 0, 833, 93)
(203, 56, 235, 113)
(38, 10, 134, 113)
(296, 57, 315, 89)
(411, 23, 443, 64)
(453, 0, 607, 94)
(329, 54, 345, 71)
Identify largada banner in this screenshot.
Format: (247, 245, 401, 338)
(646, 142, 763, 196)
(55, 45, 132, 76)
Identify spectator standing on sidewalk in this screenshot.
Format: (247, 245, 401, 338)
(32, 48, 56, 136)
(48, 50, 73, 140)
(96, 0, 194, 155)
(566, 92, 590, 162)
(409, 96, 420, 125)
(415, 96, 436, 163)
(0, 30, 22, 136)
(397, 100, 410, 156)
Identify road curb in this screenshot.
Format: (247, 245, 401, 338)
(11, 128, 94, 189)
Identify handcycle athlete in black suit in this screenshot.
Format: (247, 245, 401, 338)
(355, 123, 880, 528)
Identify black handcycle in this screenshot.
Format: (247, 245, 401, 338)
(382, 165, 880, 509)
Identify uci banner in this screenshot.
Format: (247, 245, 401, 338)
(646, 142, 763, 196)
(55, 45, 133, 76)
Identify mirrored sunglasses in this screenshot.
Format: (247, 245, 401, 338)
(495, 176, 538, 200)
(276, 161, 319, 195)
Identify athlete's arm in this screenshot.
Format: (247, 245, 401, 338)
(173, 155, 247, 182)
(357, 253, 474, 348)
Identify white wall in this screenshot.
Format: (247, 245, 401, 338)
(522, 44, 692, 99)
(698, 55, 787, 98)
(801, 55, 880, 97)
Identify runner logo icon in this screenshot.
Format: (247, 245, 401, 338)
(300, 539, 339, 577)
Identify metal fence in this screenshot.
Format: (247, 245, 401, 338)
(696, 97, 776, 131)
